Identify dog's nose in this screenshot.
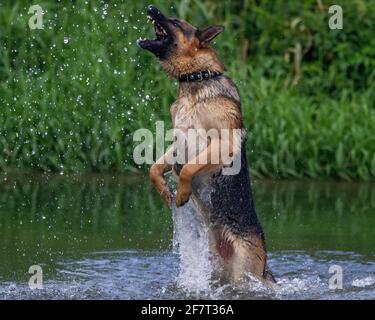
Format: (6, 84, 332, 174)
(147, 5, 164, 19)
(147, 5, 156, 13)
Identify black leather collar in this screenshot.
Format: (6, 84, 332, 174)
(179, 70, 222, 82)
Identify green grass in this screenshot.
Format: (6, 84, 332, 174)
(0, 0, 375, 180)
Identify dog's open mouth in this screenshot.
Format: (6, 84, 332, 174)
(137, 6, 171, 51)
(149, 15, 168, 41)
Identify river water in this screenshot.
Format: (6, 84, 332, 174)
(0, 173, 374, 299)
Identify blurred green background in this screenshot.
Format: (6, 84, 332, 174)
(1, 0, 375, 180)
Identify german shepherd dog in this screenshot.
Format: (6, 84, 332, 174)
(138, 5, 275, 284)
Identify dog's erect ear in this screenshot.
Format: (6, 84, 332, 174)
(197, 25, 225, 47)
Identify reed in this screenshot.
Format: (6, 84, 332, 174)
(0, 0, 374, 180)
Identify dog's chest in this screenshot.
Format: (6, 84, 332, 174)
(172, 97, 203, 129)
(171, 97, 208, 162)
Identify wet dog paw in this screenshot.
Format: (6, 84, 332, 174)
(175, 185, 191, 207)
(160, 186, 174, 209)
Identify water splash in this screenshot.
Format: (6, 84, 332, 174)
(352, 276, 375, 288)
(171, 200, 213, 293)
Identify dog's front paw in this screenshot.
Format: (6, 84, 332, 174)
(160, 186, 174, 209)
(176, 183, 192, 207)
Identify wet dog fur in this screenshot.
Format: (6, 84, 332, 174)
(138, 5, 275, 284)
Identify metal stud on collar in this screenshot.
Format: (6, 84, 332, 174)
(179, 70, 222, 82)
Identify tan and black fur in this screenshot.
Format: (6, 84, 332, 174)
(138, 5, 275, 284)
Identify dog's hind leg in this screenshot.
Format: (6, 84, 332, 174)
(213, 227, 270, 283)
(231, 235, 268, 283)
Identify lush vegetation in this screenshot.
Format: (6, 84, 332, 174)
(1, 0, 374, 180)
